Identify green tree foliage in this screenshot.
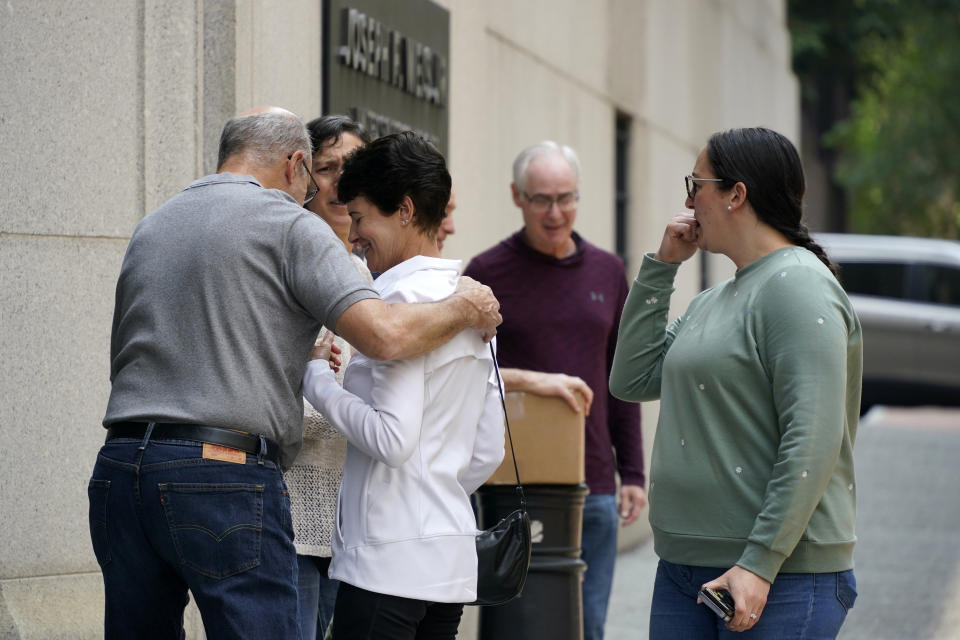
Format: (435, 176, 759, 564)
(790, 0, 905, 106)
(828, 10, 960, 238)
(790, 0, 960, 239)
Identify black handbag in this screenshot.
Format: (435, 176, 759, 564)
(470, 343, 532, 607)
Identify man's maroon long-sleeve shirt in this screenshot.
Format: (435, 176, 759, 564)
(464, 230, 644, 494)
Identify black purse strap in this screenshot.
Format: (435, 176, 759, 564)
(489, 342, 525, 511)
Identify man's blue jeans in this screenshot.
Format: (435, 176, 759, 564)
(650, 559, 857, 640)
(581, 493, 619, 640)
(88, 435, 300, 639)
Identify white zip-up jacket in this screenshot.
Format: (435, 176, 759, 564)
(302, 255, 505, 603)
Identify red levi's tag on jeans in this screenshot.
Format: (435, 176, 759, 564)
(202, 443, 246, 464)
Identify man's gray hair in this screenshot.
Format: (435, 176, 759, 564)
(512, 141, 581, 192)
(217, 111, 312, 170)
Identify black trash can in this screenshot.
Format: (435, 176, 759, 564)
(476, 484, 589, 640)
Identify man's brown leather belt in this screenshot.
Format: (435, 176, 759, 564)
(105, 421, 281, 464)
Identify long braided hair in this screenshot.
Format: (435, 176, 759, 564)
(706, 127, 838, 278)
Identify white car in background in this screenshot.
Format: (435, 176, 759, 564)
(815, 233, 960, 412)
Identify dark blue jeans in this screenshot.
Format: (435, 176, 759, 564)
(88, 435, 300, 640)
(581, 493, 620, 640)
(297, 554, 339, 639)
(650, 560, 857, 640)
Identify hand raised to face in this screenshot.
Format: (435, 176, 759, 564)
(654, 212, 701, 264)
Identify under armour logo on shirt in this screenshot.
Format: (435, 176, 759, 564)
(589, 291, 605, 302)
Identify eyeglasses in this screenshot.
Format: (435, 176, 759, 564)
(685, 175, 724, 199)
(522, 191, 579, 213)
(302, 159, 320, 206)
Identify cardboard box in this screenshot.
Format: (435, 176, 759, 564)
(485, 391, 585, 485)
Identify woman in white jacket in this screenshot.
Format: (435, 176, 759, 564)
(303, 131, 505, 640)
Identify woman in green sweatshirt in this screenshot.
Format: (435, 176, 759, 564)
(610, 128, 861, 639)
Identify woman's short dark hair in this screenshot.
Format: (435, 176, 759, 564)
(706, 127, 837, 276)
(337, 131, 451, 232)
(305, 114, 370, 154)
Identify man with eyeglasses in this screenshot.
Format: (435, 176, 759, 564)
(464, 141, 645, 640)
(90, 107, 501, 638)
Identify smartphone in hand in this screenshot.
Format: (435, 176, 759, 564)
(699, 587, 735, 622)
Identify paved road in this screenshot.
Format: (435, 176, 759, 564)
(605, 406, 960, 640)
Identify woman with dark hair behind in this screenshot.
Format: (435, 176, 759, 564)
(302, 132, 505, 640)
(610, 127, 862, 639)
(283, 114, 371, 639)
(305, 115, 371, 249)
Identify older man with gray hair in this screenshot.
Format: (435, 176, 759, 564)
(464, 140, 645, 640)
(89, 108, 500, 638)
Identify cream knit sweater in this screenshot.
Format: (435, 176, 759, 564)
(284, 254, 370, 557)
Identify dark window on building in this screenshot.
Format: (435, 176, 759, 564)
(615, 112, 631, 271)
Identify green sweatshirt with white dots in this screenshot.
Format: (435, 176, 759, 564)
(609, 248, 862, 583)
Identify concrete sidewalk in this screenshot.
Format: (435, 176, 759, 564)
(606, 537, 658, 640)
